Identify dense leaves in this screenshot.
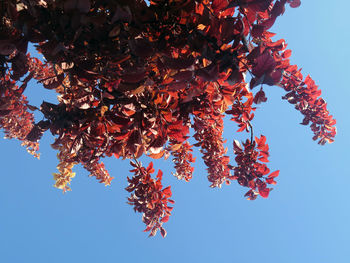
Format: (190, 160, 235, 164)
(0, 0, 335, 236)
(126, 160, 174, 237)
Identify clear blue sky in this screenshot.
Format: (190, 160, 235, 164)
(1, 2, 349, 263)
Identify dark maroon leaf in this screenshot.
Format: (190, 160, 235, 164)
(160, 227, 167, 238)
(252, 51, 276, 77)
(163, 56, 195, 70)
(288, 0, 301, 8)
(130, 39, 153, 58)
(0, 40, 16, 56)
(40, 74, 65, 90)
(271, 0, 286, 17)
(220, 17, 237, 43)
(253, 88, 267, 104)
(263, 69, 283, 86)
(251, 25, 265, 38)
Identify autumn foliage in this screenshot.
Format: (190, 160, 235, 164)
(0, 0, 336, 237)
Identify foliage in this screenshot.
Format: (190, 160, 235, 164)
(0, 0, 336, 237)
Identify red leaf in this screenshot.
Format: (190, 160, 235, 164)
(266, 39, 286, 49)
(268, 170, 280, 179)
(255, 135, 267, 149)
(162, 186, 172, 198)
(143, 225, 153, 232)
(146, 162, 155, 174)
(266, 178, 276, 185)
(258, 154, 269, 163)
(259, 188, 270, 198)
(282, 49, 292, 58)
(156, 169, 163, 180)
(161, 215, 169, 223)
(266, 170, 279, 184)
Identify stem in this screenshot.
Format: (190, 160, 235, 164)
(247, 120, 253, 143)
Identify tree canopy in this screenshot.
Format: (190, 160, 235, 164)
(0, 0, 336, 237)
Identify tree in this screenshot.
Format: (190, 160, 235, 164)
(0, 0, 336, 237)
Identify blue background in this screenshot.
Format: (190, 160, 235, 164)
(1, 2, 349, 262)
